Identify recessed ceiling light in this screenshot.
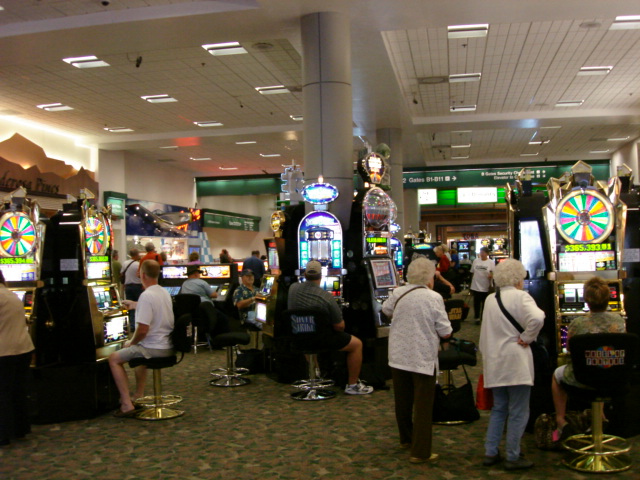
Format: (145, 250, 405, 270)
(447, 24, 489, 39)
(36, 103, 73, 112)
(202, 42, 248, 56)
(520, 153, 539, 156)
(577, 66, 613, 76)
(190, 157, 211, 161)
(194, 121, 223, 127)
(104, 127, 134, 133)
(290, 115, 303, 121)
(451, 155, 469, 160)
(259, 153, 281, 157)
(450, 105, 477, 112)
(590, 149, 610, 154)
(235, 141, 256, 145)
(219, 166, 238, 170)
(449, 73, 482, 83)
(141, 94, 177, 103)
(63, 55, 110, 68)
(606, 136, 629, 141)
(255, 85, 290, 95)
(610, 15, 640, 30)
(451, 144, 471, 148)
(555, 100, 584, 107)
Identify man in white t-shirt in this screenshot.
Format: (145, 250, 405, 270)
(108, 260, 174, 417)
(470, 247, 495, 324)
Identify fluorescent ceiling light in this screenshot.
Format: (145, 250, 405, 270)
(290, 115, 303, 121)
(190, 157, 211, 161)
(202, 42, 247, 56)
(520, 153, 539, 156)
(219, 166, 238, 170)
(577, 66, 613, 76)
(235, 141, 256, 145)
(555, 100, 584, 107)
(449, 73, 482, 83)
(63, 55, 110, 68)
(104, 127, 134, 133)
(607, 136, 629, 141)
(255, 85, 290, 95)
(448, 24, 489, 39)
(159, 145, 178, 149)
(610, 15, 640, 30)
(451, 144, 471, 148)
(590, 149, 610, 154)
(452, 130, 472, 134)
(529, 140, 550, 145)
(141, 94, 177, 103)
(36, 103, 73, 112)
(259, 153, 281, 157)
(194, 121, 223, 127)
(451, 155, 469, 160)
(450, 105, 477, 112)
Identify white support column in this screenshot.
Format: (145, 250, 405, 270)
(301, 12, 353, 226)
(403, 189, 420, 235)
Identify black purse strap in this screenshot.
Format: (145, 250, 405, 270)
(495, 288, 524, 334)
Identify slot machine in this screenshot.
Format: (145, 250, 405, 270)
(0, 187, 45, 337)
(255, 232, 286, 336)
(162, 263, 238, 308)
(542, 161, 627, 363)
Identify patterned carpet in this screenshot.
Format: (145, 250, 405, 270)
(2, 294, 639, 480)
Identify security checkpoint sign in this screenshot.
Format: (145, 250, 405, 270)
(457, 187, 498, 203)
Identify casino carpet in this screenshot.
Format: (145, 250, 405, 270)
(2, 292, 639, 480)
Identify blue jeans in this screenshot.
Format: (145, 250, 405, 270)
(484, 385, 531, 461)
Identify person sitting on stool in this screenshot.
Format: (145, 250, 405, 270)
(288, 260, 373, 395)
(233, 269, 262, 330)
(180, 264, 230, 338)
(551, 276, 625, 441)
(108, 260, 174, 417)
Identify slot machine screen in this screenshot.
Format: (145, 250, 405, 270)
(370, 259, 397, 289)
(93, 286, 116, 310)
(0, 259, 37, 281)
(200, 265, 231, 279)
(558, 243, 616, 272)
(87, 259, 111, 281)
(104, 315, 128, 343)
(162, 266, 187, 278)
(255, 301, 267, 323)
(163, 286, 181, 296)
(260, 275, 275, 295)
(457, 241, 469, 251)
(267, 246, 279, 270)
(219, 286, 229, 296)
(320, 276, 340, 294)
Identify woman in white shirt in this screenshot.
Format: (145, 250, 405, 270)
(382, 257, 452, 464)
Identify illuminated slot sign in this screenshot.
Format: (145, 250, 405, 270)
(562, 243, 613, 252)
(200, 265, 231, 279)
(366, 237, 387, 243)
(88, 255, 110, 262)
(418, 189, 438, 205)
(458, 187, 498, 203)
(0, 257, 35, 264)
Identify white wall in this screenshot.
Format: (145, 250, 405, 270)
(611, 141, 639, 181)
(198, 193, 278, 258)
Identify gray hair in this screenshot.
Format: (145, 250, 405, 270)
(493, 259, 525, 288)
(144, 242, 155, 252)
(406, 256, 435, 286)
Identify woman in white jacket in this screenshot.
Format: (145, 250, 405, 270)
(479, 259, 544, 471)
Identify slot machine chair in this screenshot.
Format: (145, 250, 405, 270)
(435, 299, 477, 425)
(174, 294, 211, 353)
(560, 333, 639, 473)
(209, 332, 251, 387)
(129, 313, 192, 420)
(283, 309, 336, 401)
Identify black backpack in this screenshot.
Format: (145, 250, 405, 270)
(171, 313, 192, 360)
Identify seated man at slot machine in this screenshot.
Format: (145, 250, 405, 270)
(288, 260, 374, 395)
(108, 260, 174, 417)
(180, 264, 230, 338)
(233, 268, 263, 330)
(550, 276, 625, 442)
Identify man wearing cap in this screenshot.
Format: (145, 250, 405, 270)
(180, 265, 230, 338)
(233, 268, 262, 329)
(470, 247, 495, 324)
(288, 260, 373, 395)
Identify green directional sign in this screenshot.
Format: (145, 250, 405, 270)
(202, 209, 261, 232)
(403, 163, 610, 189)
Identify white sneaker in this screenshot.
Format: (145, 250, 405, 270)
(344, 380, 374, 395)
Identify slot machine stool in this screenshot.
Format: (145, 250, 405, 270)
(209, 332, 251, 387)
(129, 355, 185, 420)
(560, 333, 639, 473)
(284, 309, 336, 401)
(174, 294, 211, 354)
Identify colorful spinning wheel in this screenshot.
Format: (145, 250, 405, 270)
(85, 216, 108, 255)
(0, 212, 36, 257)
(555, 189, 614, 244)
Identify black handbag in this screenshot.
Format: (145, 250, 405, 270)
(495, 288, 550, 374)
(433, 363, 480, 422)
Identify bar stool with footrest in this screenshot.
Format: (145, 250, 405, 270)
(174, 293, 210, 354)
(129, 313, 192, 420)
(283, 309, 336, 401)
(561, 333, 639, 473)
(209, 332, 251, 387)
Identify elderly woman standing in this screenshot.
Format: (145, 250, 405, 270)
(382, 257, 452, 464)
(479, 259, 544, 470)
